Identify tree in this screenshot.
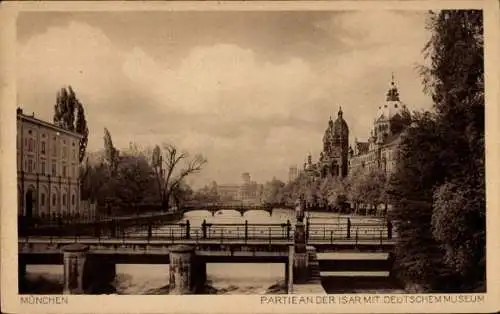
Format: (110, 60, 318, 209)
(103, 128, 120, 175)
(389, 10, 485, 292)
(53, 86, 89, 162)
(262, 178, 286, 205)
(422, 10, 485, 291)
(75, 101, 89, 163)
(113, 153, 157, 213)
(151, 143, 207, 210)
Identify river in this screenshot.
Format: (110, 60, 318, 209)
(22, 209, 403, 294)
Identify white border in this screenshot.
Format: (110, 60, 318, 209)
(1, 1, 499, 313)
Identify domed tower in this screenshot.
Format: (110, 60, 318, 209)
(373, 74, 410, 144)
(322, 116, 334, 155)
(332, 107, 349, 177)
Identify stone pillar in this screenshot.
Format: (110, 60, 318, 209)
(169, 245, 198, 295)
(62, 244, 89, 294)
(293, 222, 308, 283)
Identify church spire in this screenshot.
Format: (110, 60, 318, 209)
(386, 73, 400, 101)
(338, 106, 343, 118)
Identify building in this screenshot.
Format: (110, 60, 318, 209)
(303, 107, 350, 179)
(217, 173, 263, 205)
(17, 107, 83, 218)
(348, 75, 411, 176)
(288, 165, 298, 183)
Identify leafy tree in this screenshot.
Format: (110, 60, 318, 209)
(262, 178, 286, 205)
(423, 10, 484, 291)
(53, 86, 89, 162)
(113, 153, 157, 212)
(151, 143, 207, 210)
(103, 128, 120, 175)
(75, 102, 89, 163)
(389, 9, 484, 292)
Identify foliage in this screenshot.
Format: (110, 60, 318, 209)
(75, 103, 89, 163)
(431, 177, 485, 287)
(53, 86, 89, 163)
(103, 128, 120, 175)
(193, 182, 221, 204)
(262, 178, 286, 205)
(389, 10, 485, 291)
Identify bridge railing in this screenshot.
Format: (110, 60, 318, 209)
(307, 222, 394, 242)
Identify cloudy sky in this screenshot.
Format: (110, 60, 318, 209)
(17, 10, 433, 187)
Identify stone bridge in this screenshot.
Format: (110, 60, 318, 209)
(180, 204, 275, 216)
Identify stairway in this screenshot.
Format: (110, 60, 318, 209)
(316, 251, 402, 292)
(306, 246, 321, 283)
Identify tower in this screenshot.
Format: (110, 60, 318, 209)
(373, 74, 410, 145)
(333, 107, 349, 177)
(320, 106, 349, 178)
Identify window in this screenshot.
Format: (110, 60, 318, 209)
(62, 194, 66, 206)
(24, 138, 27, 147)
(63, 147, 67, 158)
(41, 193, 45, 206)
(52, 144, 57, 157)
(51, 162, 56, 176)
(72, 149, 76, 160)
(28, 138, 33, 152)
(52, 194, 56, 207)
(72, 194, 75, 206)
(63, 165, 67, 177)
(41, 160, 46, 174)
(41, 142, 46, 154)
(28, 159, 33, 173)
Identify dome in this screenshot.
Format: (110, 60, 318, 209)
(375, 75, 407, 122)
(333, 107, 349, 137)
(376, 100, 407, 121)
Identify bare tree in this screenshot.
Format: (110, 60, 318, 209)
(151, 143, 207, 210)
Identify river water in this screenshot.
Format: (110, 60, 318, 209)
(23, 209, 401, 294)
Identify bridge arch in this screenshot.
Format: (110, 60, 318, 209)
(181, 205, 273, 217)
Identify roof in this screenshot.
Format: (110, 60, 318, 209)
(17, 111, 84, 139)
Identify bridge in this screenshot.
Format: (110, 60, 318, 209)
(180, 203, 275, 216)
(19, 218, 397, 295)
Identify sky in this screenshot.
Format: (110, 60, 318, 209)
(16, 10, 433, 188)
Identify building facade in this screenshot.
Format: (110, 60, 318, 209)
(303, 107, 350, 179)
(348, 76, 411, 176)
(217, 173, 263, 205)
(17, 108, 83, 218)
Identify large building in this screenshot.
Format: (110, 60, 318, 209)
(348, 76, 411, 176)
(217, 173, 263, 205)
(303, 107, 350, 179)
(17, 108, 83, 218)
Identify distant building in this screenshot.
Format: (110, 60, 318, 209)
(17, 107, 83, 218)
(217, 173, 263, 205)
(348, 75, 411, 176)
(288, 165, 298, 183)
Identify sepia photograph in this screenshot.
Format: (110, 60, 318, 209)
(1, 0, 497, 313)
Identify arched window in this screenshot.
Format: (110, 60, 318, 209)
(62, 194, 66, 206)
(41, 193, 45, 206)
(52, 194, 56, 207)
